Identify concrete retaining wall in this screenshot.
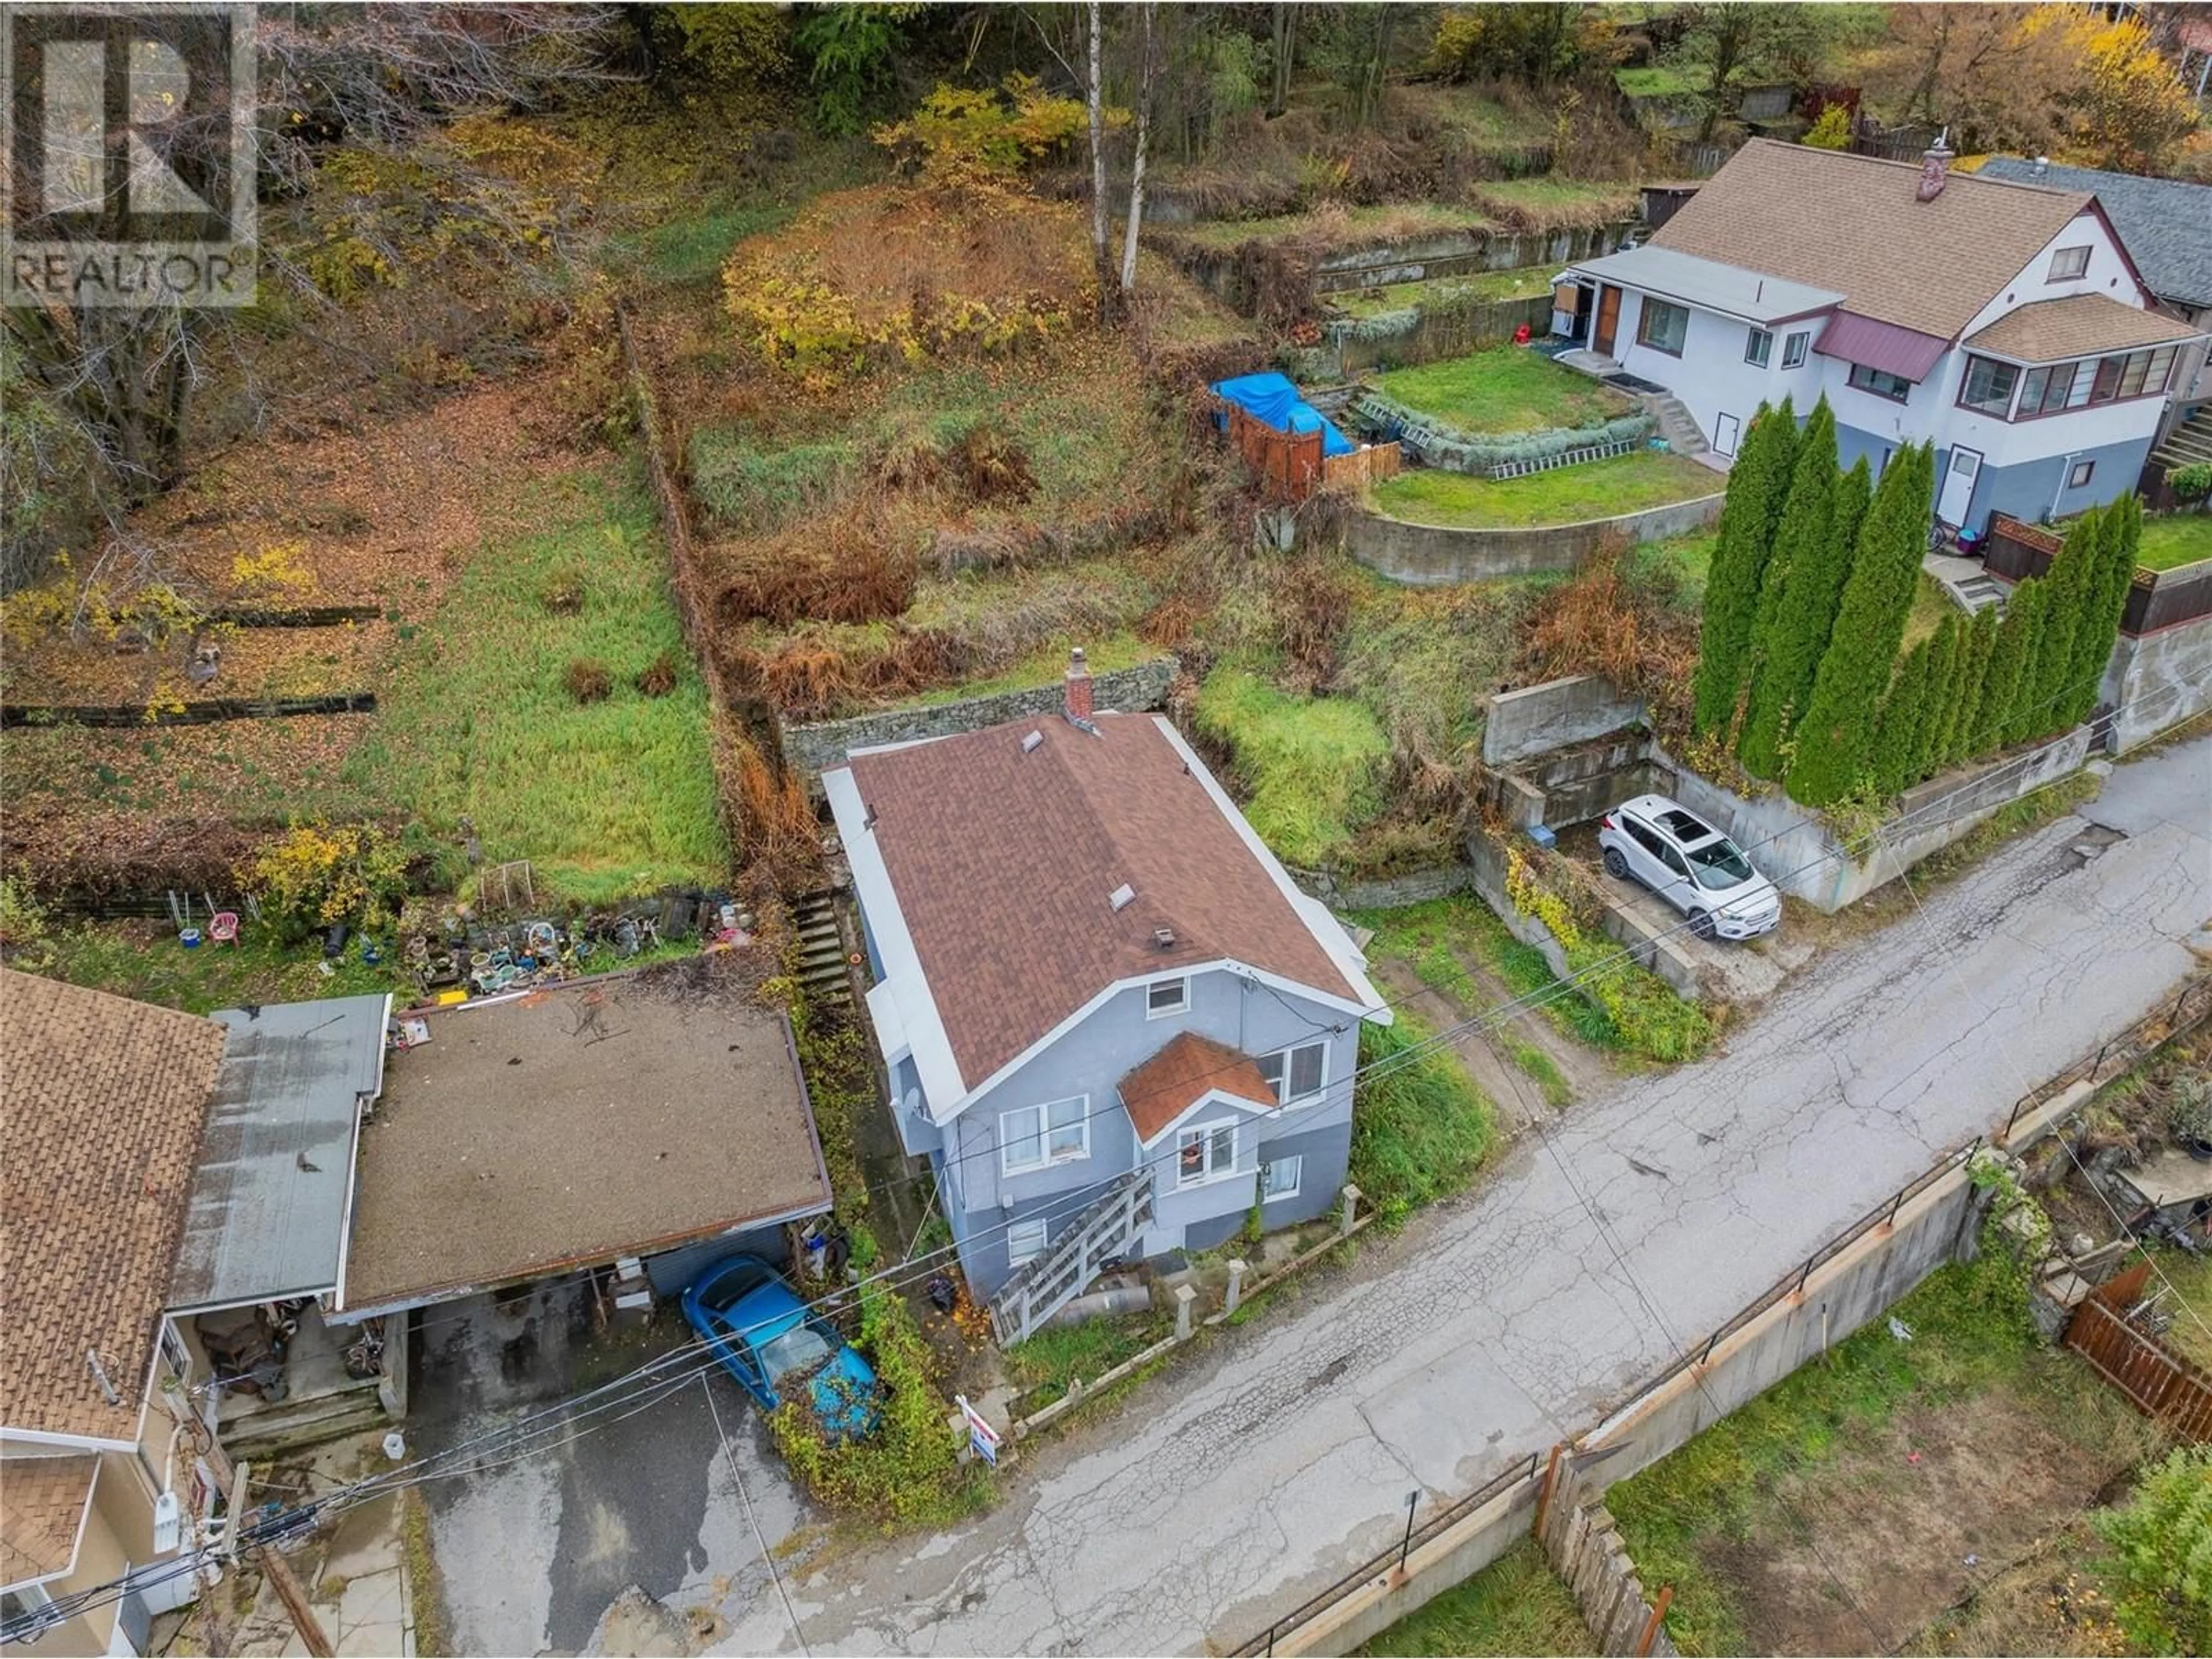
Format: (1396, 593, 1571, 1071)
(2100, 609, 2212, 754)
(1649, 725, 2095, 912)
(1484, 676, 1646, 767)
(784, 657, 1179, 781)
(1294, 863, 1474, 913)
(1477, 734, 1657, 834)
(1348, 494, 1724, 586)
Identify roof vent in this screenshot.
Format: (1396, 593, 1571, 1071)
(1153, 926, 1176, 950)
(1109, 883, 1136, 911)
(1021, 729, 1044, 754)
(2032, 154, 2048, 178)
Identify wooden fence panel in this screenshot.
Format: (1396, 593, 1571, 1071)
(2063, 1294, 2212, 1441)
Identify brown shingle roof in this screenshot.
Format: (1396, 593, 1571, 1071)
(1120, 1032, 1277, 1144)
(0, 1455, 98, 1585)
(1964, 293, 2201, 363)
(0, 971, 224, 1441)
(1650, 139, 2093, 340)
(842, 713, 1359, 1090)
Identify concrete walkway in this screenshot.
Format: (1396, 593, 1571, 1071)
(698, 734, 2212, 1658)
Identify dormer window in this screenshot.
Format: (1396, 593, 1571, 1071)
(2047, 245, 2090, 282)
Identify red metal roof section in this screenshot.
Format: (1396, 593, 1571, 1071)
(1813, 311, 1949, 382)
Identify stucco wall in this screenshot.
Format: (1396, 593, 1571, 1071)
(1649, 725, 2095, 912)
(1347, 492, 1724, 585)
(2100, 609, 2212, 753)
(1483, 675, 1646, 767)
(788, 657, 1179, 782)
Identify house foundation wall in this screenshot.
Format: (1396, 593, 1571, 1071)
(2099, 610, 2212, 753)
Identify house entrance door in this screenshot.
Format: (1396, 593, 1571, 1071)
(1593, 285, 1622, 356)
(1937, 446, 1982, 528)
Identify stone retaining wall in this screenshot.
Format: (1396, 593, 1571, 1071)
(1348, 493, 1724, 585)
(1291, 863, 1474, 912)
(783, 657, 1179, 782)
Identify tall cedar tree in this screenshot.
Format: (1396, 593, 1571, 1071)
(2003, 576, 2054, 745)
(1975, 577, 2039, 754)
(2025, 505, 2093, 740)
(1948, 604, 1999, 767)
(2065, 494, 2141, 726)
(1692, 397, 1798, 737)
(1870, 637, 1937, 797)
(1738, 402, 1843, 778)
(1916, 611, 1964, 781)
(1786, 445, 1936, 805)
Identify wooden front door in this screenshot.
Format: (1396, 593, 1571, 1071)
(1593, 285, 1622, 356)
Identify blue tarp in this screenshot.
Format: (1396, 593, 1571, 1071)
(1211, 372, 1357, 458)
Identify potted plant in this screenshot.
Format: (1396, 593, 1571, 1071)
(2170, 1074, 2212, 1162)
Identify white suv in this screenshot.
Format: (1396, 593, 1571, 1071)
(1597, 794, 1781, 941)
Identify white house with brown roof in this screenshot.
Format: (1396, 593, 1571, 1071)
(1559, 138, 2206, 535)
(823, 652, 1389, 1305)
(1, 972, 227, 1656)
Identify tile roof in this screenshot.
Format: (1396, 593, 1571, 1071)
(0, 971, 225, 1441)
(1119, 1032, 1277, 1145)
(1964, 293, 2203, 363)
(839, 712, 1362, 1091)
(1650, 139, 2092, 340)
(1976, 158, 2212, 310)
(0, 1454, 98, 1586)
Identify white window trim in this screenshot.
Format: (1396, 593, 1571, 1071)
(1257, 1039, 1330, 1107)
(1145, 977, 1189, 1019)
(1259, 1154, 1304, 1204)
(1744, 327, 1772, 367)
(999, 1094, 1090, 1177)
(1176, 1119, 1240, 1189)
(1006, 1217, 1048, 1266)
(2048, 245, 2090, 281)
(1781, 330, 1810, 369)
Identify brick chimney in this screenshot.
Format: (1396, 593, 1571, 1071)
(1064, 646, 1093, 721)
(1916, 130, 1954, 202)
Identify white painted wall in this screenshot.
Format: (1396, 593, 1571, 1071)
(1609, 290, 1824, 452)
(1958, 207, 2146, 338)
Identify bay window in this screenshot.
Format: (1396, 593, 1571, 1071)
(1957, 356, 2018, 415)
(1177, 1122, 1237, 1187)
(2017, 363, 2075, 416)
(2086, 344, 2180, 405)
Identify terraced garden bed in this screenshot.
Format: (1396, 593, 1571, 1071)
(1376, 348, 1634, 437)
(1332, 265, 1562, 320)
(1372, 452, 1719, 529)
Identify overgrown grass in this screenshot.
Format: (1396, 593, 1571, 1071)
(1358, 1537, 1595, 1657)
(1607, 1250, 2146, 1656)
(912, 633, 1156, 704)
(1643, 531, 1716, 609)
(1006, 1309, 1173, 1414)
(1902, 570, 1955, 650)
(343, 464, 728, 903)
(1194, 669, 1389, 867)
(1332, 266, 1562, 320)
(37, 918, 403, 1014)
(1469, 177, 1642, 231)
(1349, 1012, 1497, 1222)
(688, 431, 857, 533)
(1615, 65, 1710, 98)
(614, 200, 798, 286)
(1372, 453, 1720, 529)
(1171, 200, 1488, 251)
(1377, 348, 1632, 436)
(2136, 511, 2212, 573)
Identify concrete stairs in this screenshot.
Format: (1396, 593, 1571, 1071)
(1952, 571, 2009, 613)
(1926, 551, 2010, 615)
(224, 1385, 388, 1464)
(2153, 406, 2212, 472)
(792, 891, 853, 1008)
(1636, 391, 1710, 459)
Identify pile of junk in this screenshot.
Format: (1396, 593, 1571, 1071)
(391, 889, 757, 1002)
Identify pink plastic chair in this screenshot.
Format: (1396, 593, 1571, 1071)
(209, 911, 240, 948)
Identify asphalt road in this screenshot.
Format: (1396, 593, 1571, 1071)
(700, 734, 2211, 1658)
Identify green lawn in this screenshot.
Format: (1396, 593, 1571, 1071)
(1193, 668, 1388, 866)
(1350, 1013, 1497, 1223)
(1470, 178, 1643, 229)
(1358, 1538, 1594, 1657)
(1377, 349, 1631, 437)
(1901, 570, 1953, 649)
(1643, 531, 1716, 608)
(1006, 1309, 1173, 1415)
(342, 464, 729, 904)
(1333, 265, 1560, 320)
(1615, 65, 1710, 98)
(2136, 510, 2212, 573)
(1372, 453, 1721, 529)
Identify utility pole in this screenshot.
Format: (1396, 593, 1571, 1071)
(226, 1463, 335, 1659)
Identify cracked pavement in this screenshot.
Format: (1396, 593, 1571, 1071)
(699, 737, 2210, 1659)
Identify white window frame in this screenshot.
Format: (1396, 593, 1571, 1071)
(1781, 330, 1810, 369)
(1744, 327, 1772, 368)
(1259, 1154, 1304, 1203)
(1176, 1120, 1239, 1188)
(2, 1581, 57, 1639)
(2048, 245, 2090, 282)
(1006, 1216, 1048, 1267)
(999, 1095, 1090, 1176)
(1145, 977, 1188, 1020)
(1257, 1040, 1330, 1106)
(2067, 459, 2095, 489)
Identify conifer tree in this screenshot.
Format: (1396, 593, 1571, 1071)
(1870, 638, 1936, 797)
(1916, 611, 1964, 780)
(1692, 398, 1798, 737)
(1949, 604, 1999, 766)
(2063, 494, 2141, 727)
(1975, 577, 2039, 754)
(1738, 400, 1842, 778)
(2026, 505, 2094, 740)
(2003, 578, 2055, 745)
(1786, 445, 1936, 805)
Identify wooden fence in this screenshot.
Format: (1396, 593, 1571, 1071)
(1537, 1455, 1678, 1657)
(1, 692, 376, 728)
(1983, 513, 2212, 635)
(2063, 1260, 2212, 1441)
(1218, 400, 1400, 503)
(989, 1168, 1156, 1347)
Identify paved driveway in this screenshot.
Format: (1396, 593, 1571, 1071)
(408, 1281, 810, 1656)
(695, 735, 2211, 1657)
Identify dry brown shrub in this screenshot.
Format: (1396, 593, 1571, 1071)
(755, 643, 862, 722)
(1276, 557, 1357, 691)
(1516, 536, 1698, 731)
(734, 740, 821, 883)
(635, 650, 680, 697)
(953, 422, 1036, 503)
(562, 659, 613, 703)
(714, 511, 918, 627)
(1139, 594, 1201, 649)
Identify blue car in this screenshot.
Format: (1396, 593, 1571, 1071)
(681, 1255, 881, 1440)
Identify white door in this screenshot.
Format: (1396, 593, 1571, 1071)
(1712, 411, 1741, 456)
(1937, 446, 1982, 527)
